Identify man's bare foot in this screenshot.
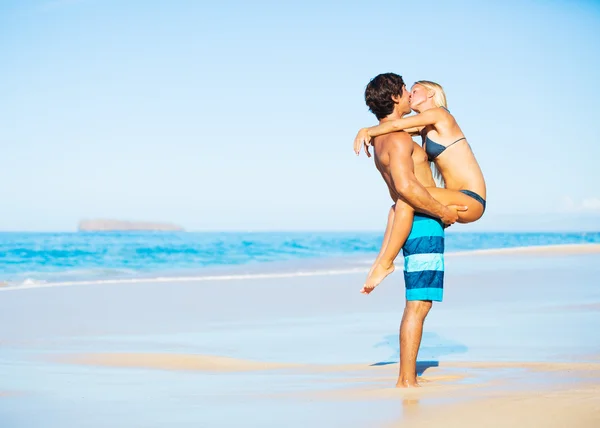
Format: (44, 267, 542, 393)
(360, 262, 395, 294)
(395, 377, 420, 388)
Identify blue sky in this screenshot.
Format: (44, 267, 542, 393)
(1, 0, 599, 231)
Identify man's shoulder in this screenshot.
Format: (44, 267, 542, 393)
(375, 131, 413, 150)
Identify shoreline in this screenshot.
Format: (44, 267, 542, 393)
(448, 242, 600, 256)
(2, 243, 599, 292)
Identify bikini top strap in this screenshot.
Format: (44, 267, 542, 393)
(448, 137, 466, 147)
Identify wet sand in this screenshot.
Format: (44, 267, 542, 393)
(393, 384, 600, 428)
(46, 352, 600, 426)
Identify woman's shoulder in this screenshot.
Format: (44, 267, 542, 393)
(435, 106, 458, 124)
(421, 106, 451, 118)
(418, 107, 452, 128)
(437, 106, 452, 116)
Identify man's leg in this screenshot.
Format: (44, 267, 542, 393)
(397, 300, 432, 387)
(397, 214, 445, 387)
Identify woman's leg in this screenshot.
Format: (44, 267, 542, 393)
(380, 199, 414, 269)
(362, 204, 397, 294)
(362, 200, 414, 294)
(367, 204, 395, 275)
(377, 190, 484, 270)
(424, 188, 485, 223)
(362, 188, 485, 294)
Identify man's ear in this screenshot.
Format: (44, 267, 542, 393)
(391, 94, 401, 104)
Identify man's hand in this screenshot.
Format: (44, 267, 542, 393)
(354, 128, 372, 157)
(440, 205, 468, 226)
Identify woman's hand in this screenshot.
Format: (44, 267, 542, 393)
(353, 128, 372, 157)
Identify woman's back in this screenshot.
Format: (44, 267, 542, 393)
(422, 110, 486, 198)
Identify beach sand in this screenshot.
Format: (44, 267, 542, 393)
(50, 353, 301, 372)
(391, 383, 600, 428)
(0, 244, 599, 427)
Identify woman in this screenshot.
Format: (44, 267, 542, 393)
(354, 80, 487, 293)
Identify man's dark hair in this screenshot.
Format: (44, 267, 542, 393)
(364, 73, 405, 120)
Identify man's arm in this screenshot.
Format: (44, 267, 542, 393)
(388, 134, 457, 223)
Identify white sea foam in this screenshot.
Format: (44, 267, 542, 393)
(21, 278, 47, 286)
(2, 244, 597, 293)
(0, 267, 371, 292)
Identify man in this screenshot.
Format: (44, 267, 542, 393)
(359, 73, 464, 387)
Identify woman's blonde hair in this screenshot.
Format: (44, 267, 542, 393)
(414, 80, 447, 108)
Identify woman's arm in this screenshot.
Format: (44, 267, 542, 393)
(353, 108, 443, 155)
(405, 127, 423, 136)
(368, 109, 442, 138)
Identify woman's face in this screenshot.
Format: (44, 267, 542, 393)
(409, 84, 429, 110)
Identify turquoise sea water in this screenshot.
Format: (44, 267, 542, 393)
(1, 231, 599, 285)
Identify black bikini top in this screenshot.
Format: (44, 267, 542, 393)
(423, 106, 466, 161)
(425, 136, 466, 161)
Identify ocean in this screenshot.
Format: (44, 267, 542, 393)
(1, 231, 599, 287)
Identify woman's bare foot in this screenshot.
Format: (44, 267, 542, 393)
(360, 262, 395, 294)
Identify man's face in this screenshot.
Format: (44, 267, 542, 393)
(398, 85, 412, 115)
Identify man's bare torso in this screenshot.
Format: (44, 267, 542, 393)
(373, 132, 436, 201)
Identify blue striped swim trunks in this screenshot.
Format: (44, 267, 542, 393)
(402, 214, 445, 302)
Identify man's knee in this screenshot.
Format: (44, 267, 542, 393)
(405, 300, 433, 318)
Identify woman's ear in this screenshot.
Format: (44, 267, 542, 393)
(427, 90, 435, 99)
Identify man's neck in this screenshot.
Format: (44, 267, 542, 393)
(379, 110, 406, 124)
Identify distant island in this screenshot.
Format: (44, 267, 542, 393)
(78, 219, 185, 232)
